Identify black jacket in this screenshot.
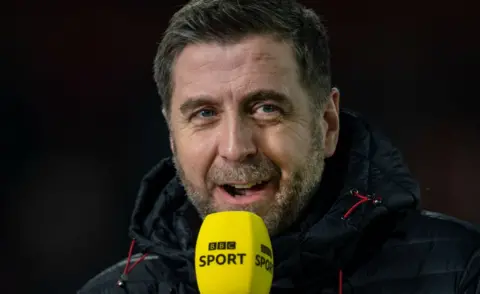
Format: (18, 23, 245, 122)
(78, 111, 480, 294)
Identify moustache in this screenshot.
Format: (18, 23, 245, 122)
(207, 159, 280, 185)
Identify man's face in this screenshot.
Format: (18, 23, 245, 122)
(168, 35, 339, 235)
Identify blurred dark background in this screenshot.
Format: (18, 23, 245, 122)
(5, 0, 479, 293)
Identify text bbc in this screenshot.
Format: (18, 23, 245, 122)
(208, 241, 236, 250)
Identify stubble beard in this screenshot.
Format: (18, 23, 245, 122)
(172, 124, 325, 236)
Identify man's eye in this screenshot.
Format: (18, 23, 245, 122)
(192, 109, 217, 120)
(254, 104, 282, 115)
(259, 104, 279, 113)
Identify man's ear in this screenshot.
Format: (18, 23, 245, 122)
(162, 108, 174, 152)
(322, 87, 340, 158)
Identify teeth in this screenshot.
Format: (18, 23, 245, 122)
(232, 183, 255, 189)
(231, 181, 263, 189)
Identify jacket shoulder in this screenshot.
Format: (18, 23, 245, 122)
(419, 210, 480, 234)
(349, 210, 480, 292)
(77, 254, 172, 294)
(398, 210, 480, 245)
(403, 210, 480, 291)
(413, 211, 480, 292)
(392, 209, 480, 256)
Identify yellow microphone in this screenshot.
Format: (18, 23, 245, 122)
(194, 211, 274, 294)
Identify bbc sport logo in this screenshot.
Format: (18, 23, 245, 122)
(198, 241, 273, 274)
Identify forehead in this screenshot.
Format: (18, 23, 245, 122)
(170, 35, 301, 105)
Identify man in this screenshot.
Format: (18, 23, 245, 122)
(79, 0, 480, 293)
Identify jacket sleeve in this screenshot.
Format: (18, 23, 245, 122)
(458, 248, 480, 294)
(77, 254, 169, 294)
(77, 257, 128, 294)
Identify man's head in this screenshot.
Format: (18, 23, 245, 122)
(154, 0, 340, 235)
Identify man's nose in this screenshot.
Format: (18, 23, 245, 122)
(218, 118, 257, 162)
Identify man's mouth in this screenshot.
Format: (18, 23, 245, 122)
(213, 178, 277, 205)
(221, 181, 269, 197)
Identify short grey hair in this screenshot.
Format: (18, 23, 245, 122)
(153, 0, 331, 116)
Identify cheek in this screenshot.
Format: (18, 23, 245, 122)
(173, 130, 217, 185)
(259, 124, 312, 174)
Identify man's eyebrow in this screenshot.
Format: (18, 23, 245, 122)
(242, 90, 292, 107)
(179, 95, 218, 116)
